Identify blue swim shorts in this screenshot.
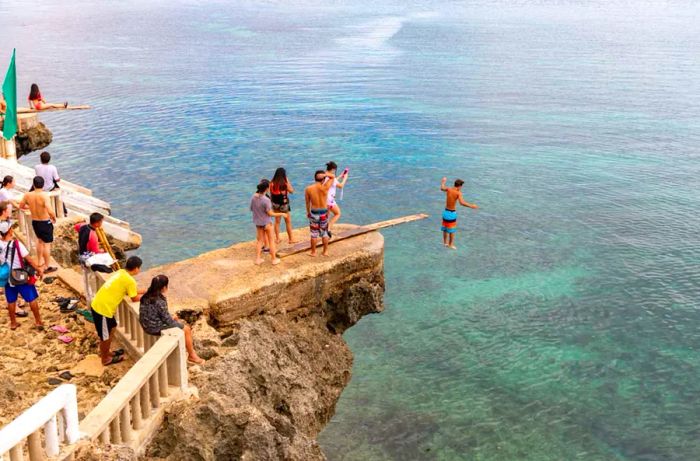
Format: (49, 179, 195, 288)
(4, 283, 39, 303)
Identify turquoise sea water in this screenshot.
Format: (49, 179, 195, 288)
(3, 1, 700, 459)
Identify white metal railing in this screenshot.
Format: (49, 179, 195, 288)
(1, 271, 191, 460)
(91, 272, 155, 357)
(76, 328, 188, 448)
(0, 384, 80, 460)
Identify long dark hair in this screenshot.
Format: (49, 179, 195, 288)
(141, 274, 169, 304)
(271, 167, 287, 192)
(29, 84, 41, 100)
(1, 176, 13, 188)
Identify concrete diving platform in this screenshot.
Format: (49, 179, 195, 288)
(140, 224, 386, 328)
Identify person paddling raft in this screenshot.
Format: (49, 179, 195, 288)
(440, 177, 478, 249)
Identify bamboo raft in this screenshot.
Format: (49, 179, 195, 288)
(278, 213, 428, 258)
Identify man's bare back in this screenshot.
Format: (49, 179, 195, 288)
(305, 182, 330, 210)
(21, 190, 54, 221)
(445, 188, 462, 210)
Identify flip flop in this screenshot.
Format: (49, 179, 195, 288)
(60, 300, 78, 313)
(10, 324, 19, 331)
(45, 267, 58, 274)
(15, 310, 28, 318)
(76, 309, 94, 323)
(188, 357, 206, 365)
(51, 325, 69, 334)
(113, 349, 125, 356)
(35, 325, 45, 331)
(57, 335, 74, 344)
(59, 371, 73, 381)
(104, 355, 124, 366)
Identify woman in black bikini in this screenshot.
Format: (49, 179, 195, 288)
(270, 167, 297, 244)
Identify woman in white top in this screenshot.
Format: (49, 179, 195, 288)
(0, 176, 20, 215)
(0, 221, 44, 330)
(324, 161, 349, 236)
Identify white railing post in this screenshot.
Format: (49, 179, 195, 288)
(0, 385, 79, 459)
(44, 415, 59, 457)
(163, 328, 188, 391)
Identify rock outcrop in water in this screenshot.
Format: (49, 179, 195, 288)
(142, 227, 385, 460)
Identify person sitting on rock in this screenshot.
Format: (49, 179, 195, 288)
(28, 84, 67, 110)
(76, 213, 104, 255)
(91, 256, 146, 365)
(0, 220, 44, 331)
(139, 274, 205, 365)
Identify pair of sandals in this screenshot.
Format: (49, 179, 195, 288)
(56, 297, 78, 313)
(104, 349, 125, 366)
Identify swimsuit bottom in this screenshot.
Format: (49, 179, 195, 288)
(309, 208, 329, 239)
(441, 208, 458, 234)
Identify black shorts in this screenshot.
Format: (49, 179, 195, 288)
(91, 308, 118, 341)
(31, 220, 54, 243)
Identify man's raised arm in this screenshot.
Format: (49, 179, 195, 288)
(321, 173, 335, 192)
(440, 177, 448, 192)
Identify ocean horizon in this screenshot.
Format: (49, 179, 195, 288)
(3, 0, 700, 459)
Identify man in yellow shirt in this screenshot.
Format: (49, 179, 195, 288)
(91, 256, 146, 365)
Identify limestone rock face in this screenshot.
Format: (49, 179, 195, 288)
(15, 122, 52, 158)
(145, 230, 385, 461)
(73, 442, 137, 461)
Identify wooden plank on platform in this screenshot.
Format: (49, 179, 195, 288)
(17, 105, 91, 114)
(362, 213, 429, 231)
(278, 213, 428, 258)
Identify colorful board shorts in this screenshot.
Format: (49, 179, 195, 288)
(441, 208, 458, 233)
(309, 208, 329, 239)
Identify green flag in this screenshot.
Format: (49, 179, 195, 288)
(2, 49, 17, 140)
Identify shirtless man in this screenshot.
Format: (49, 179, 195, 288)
(440, 177, 478, 249)
(305, 170, 335, 256)
(19, 177, 57, 272)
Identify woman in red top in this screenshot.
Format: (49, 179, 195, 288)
(28, 84, 67, 110)
(270, 167, 297, 244)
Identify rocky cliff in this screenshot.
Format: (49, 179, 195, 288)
(15, 122, 52, 158)
(1, 116, 53, 158)
(138, 227, 385, 460)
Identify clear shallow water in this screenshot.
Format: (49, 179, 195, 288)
(3, 1, 700, 459)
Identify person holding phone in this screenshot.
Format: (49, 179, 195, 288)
(324, 161, 349, 237)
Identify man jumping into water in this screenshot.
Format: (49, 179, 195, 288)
(440, 177, 478, 249)
(305, 170, 335, 256)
